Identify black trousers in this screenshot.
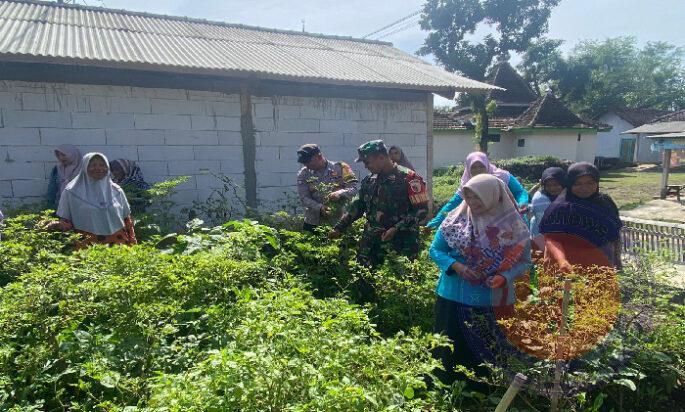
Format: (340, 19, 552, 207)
(302, 222, 318, 233)
(432, 297, 518, 391)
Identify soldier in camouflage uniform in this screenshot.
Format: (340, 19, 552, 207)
(296, 144, 359, 232)
(330, 140, 429, 267)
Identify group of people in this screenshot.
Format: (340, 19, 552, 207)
(42, 145, 151, 247)
(297, 141, 622, 386)
(2, 139, 620, 386)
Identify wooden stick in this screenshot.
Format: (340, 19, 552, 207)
(551, 279, 572, 412)
(495, 373, 528, 412)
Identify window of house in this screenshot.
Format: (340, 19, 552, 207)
(489, 134, 501, 142)
(517, 138, 526, 147)
(578, 133, 582, 141)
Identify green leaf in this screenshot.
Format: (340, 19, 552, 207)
(614, 378, 636, 391)
(403, 386, 415, 399)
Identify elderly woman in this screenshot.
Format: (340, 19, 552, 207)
(388, 145, 415, 170)
(46, 144, 82, 210)
(430, 174, 531, 386)
(44, 153, 137, 247)
(109, 159, 150, 190)
(539, 162, 622, 273)
(427, 152, 528, 228)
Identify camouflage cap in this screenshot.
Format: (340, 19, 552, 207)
(296, 143, 321, 164)
(355, 139, 387, 162)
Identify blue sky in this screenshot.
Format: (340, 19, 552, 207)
(100, 0, 685, 106)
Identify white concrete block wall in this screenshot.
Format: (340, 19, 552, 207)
(0, 80, 430, 214)
(253, 96, 428, 209)
(0, 80, 243, 207)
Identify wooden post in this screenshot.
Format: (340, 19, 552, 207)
(495, 373, 528, 412)
(661, 148, 672, 199)
(551, 279, 572, 412)
(426, 93, 434, 214)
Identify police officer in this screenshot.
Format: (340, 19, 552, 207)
(330, 140, 429, 266)
(296, 144, 359, 232)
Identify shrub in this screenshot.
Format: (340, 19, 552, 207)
(0, 211, 78, 285)
(434, 155, 568, 184)
(145, 288, 448, 411)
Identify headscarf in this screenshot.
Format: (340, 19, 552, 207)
(540, 167, 567, 201)
(440, 174, 530, 283)
(389, 145, 415, 170)
(57, 153, 131, 236)
(110, 159, 150, 190)
(457, 152, 512, 196)
(55, 144, 82, 194)
(539, 162, 622, 247)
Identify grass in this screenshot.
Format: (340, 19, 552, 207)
(433, 168, 685, 211)
(601, 170, 685, 210)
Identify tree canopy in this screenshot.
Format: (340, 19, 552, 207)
(419, 0, 560, 151)
(518, 36, 685, 118)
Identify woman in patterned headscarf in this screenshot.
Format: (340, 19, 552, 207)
(109, 159, 150, 190)
(427, 151, 528, 229)
(430, 174, 531, 386)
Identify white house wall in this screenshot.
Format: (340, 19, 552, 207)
(433, 129, 597, 167)
(515, 130, 596, 162)
(0, 80, 429, 210)
(433, 131, 478, 168)
(596, 113, 633, 158)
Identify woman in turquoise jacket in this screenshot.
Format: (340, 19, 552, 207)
(427, 152, 528, 229)
(430, 174, 531, 386)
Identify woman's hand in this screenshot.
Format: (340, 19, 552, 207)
(486, 274, 507, 289)
(450, 261, 479, 282)
(558, 259, 573, 275)
(381, 227, 398, 242)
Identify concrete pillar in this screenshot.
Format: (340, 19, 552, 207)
(661, 148, 672, 199)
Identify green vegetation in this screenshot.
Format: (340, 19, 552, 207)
(0, 175, 683, 410)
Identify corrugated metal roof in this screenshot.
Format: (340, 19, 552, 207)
(0, 0, 498, 95)
(624, 121, 685, 135)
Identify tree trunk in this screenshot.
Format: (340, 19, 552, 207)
(478, 105, 489, 153)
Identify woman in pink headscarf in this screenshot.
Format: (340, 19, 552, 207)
(47, 145, 82, 210)
(427, 152, 528, 228)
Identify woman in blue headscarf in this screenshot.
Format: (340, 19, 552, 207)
(539, 162, 622, 273)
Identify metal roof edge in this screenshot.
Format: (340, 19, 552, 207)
(0, 53, 484, 93)
(2, 0, 394, 46)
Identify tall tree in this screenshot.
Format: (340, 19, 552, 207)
(517, 38, 564, 95)
(518, 37, 685, 117)
(419, 0, 561, 152)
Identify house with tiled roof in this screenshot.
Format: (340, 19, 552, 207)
(0, 0, 496, 208)
(433, 61, 604, 168)
(597, 108, 672, 164)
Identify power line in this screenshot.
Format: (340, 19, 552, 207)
(375, 15, 421, 40)
(362, 9, 421, 39)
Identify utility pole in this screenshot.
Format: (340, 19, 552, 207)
(301, 19, 305, 33)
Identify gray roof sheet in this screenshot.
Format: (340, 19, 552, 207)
(0, 0, 498, 95)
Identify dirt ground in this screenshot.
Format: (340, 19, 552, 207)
(620, 199, 685, 223)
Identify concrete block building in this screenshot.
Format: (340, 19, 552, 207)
(0, 0, 495, 210)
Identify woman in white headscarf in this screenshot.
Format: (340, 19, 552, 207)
(46, 145, 82, 210)
(429, 174, 531, 387)
(44, 153, 137, 247)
